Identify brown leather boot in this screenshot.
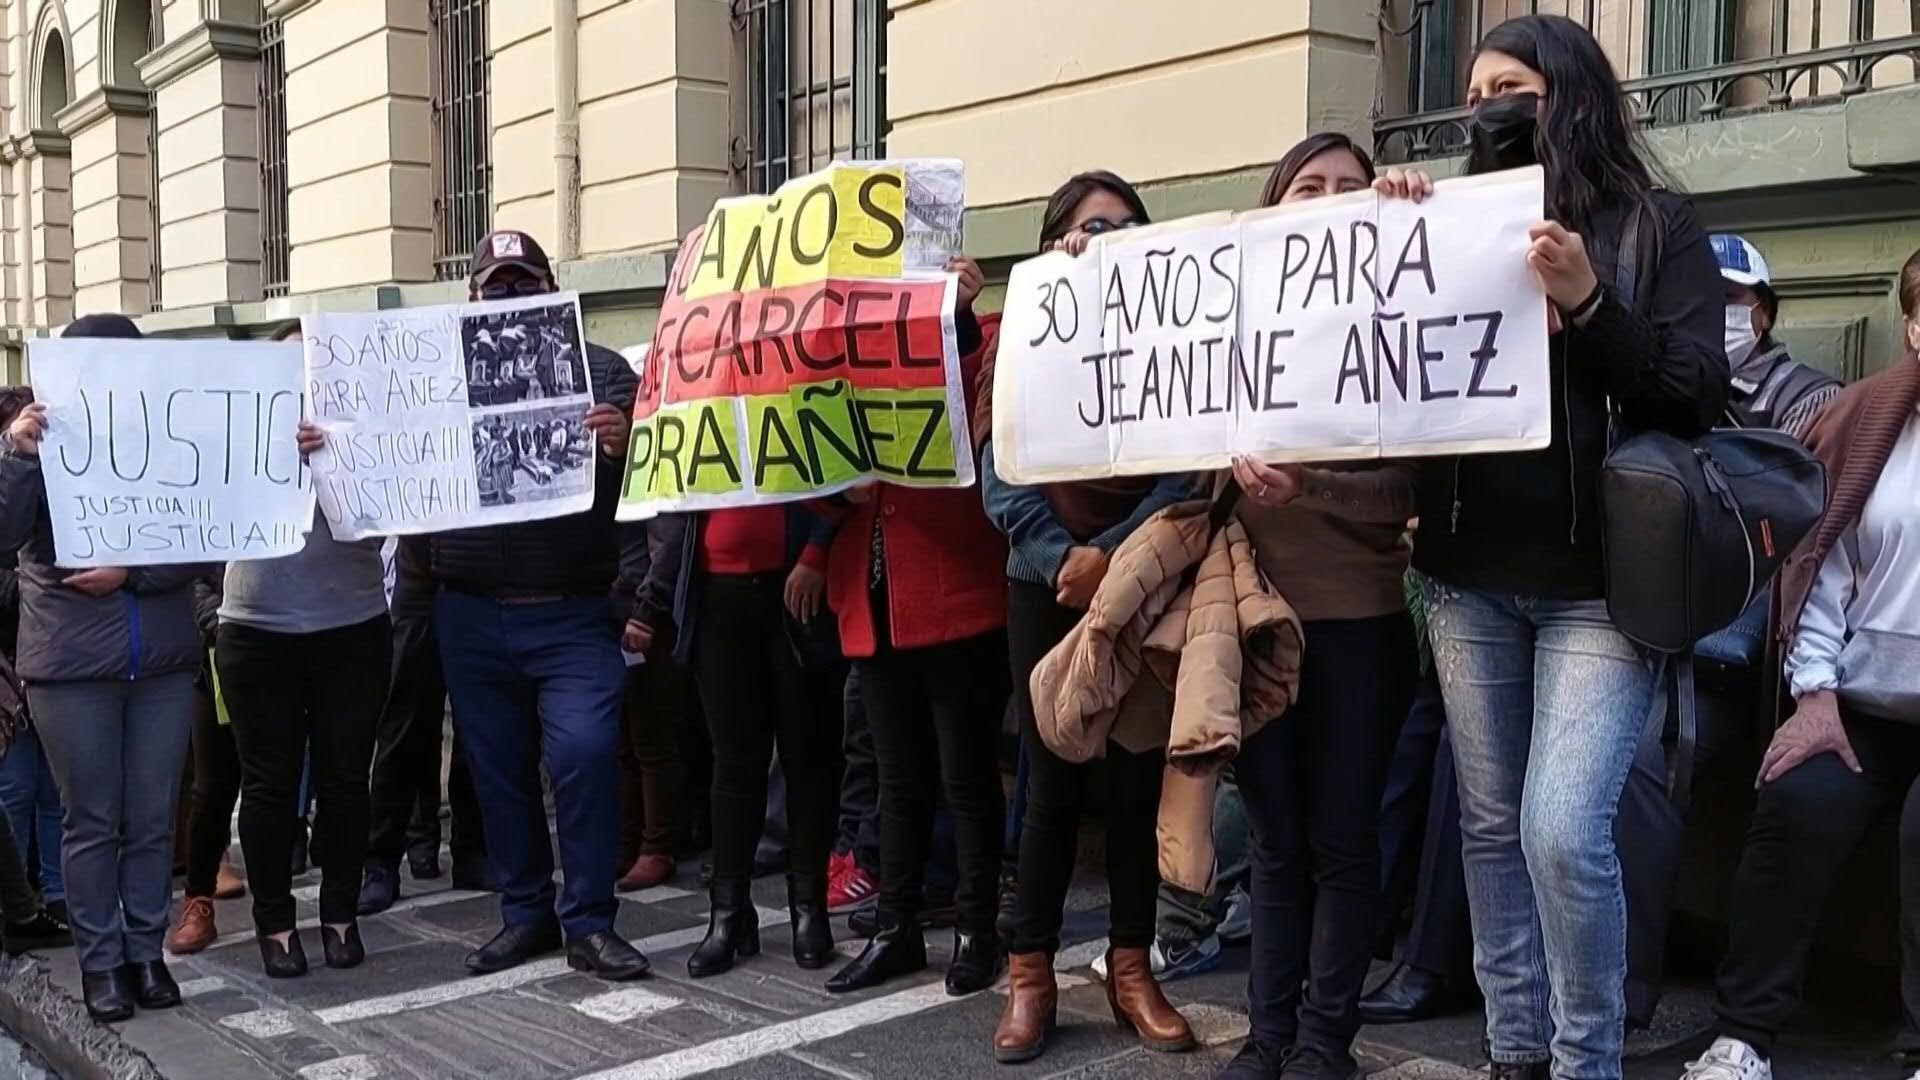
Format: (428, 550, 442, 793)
(1103, 947, 1196, 1053)
(993, 952, 1057, 1064)
(166, 897, 219, 955)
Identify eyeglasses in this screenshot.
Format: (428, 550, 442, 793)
(1078, 217, 1141, 237)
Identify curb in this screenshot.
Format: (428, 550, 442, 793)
(0, 955, 165, 1080)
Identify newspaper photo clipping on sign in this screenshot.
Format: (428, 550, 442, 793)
(991, 166, 1553, 483)
(303, 291, 598, 540)
(29, 338, 316, 569)
(616, 158, 972, 520)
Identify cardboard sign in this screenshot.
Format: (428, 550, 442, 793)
(29, 338, 315, 568)
(992, 167, 1552, 482)
(303, 292, 597, 539)
(617, 159, 973, 519)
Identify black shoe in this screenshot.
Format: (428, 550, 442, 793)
(1357, 963, 1474, 1025)
(1488, 1065, 1550, 1080)
(259, 932, 309, 979)
(567, 931, 651, 981)
(358, 864, 400, 917)
(45, 899, 68, 926)
(450, 858, 499, 893)
(1220, 1040, 1290, 1079)
(322, 923, 366, 969)
(944, 929, 1002, 996)
(824, 920, 926, 994)
(129, 959, 181, 1010)
(688, 883, 759, 978)
(3, 909, 72, 955)
(1279, 1045, 1358, 1080)
(789, 876, 834, 971)
(465, 921, 562, 975)
(409, 846, 444, 880)
(994, 874, 1018, 942)
(81, 969, 136, 1023)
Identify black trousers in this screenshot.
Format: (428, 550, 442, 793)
(859, 630, 1007, 933)
(1005, 580, 1164, 956)
(692, 574, 842, 891)
(366, 615, 483, 870)
(1714, 710, 1920, 1056)
(219, 616, 392, 932)
(1238, 613, 1417, 1056)
(618, 656, 692, 862)
(183, 680, 242, 899)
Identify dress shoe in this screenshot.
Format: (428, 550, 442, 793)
(993, 951, 1057, 1064)
(358, 864, 400, 916)
(259, 932, 309, 979)
(81, 969, 136, 1023)
(1357, 963, 1474, 1025)
(944, 929, 1002, 997)
(1103, 946, 1196, 1053)
(451, 859, 499, 893)
(4, 908, 72, 955)
(567, 931, 652, 981)
(213, 856, 248, 900)
(409, 847, 444, 880)
(322, 923, 366, 969)
(687, 882, 759, 978)
(825, 920, 925, 993)
(789, 876, 834, 970)
(618, 854, 676, 893)
(466, 921, 562, 975)
(129, 959, 181, 1009)
(1220, 1039, 1290, 1079)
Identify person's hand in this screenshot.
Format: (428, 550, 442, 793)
(7, 403, 47, 457)
(296, 421, 326, 458)
(1757, 690, 1860, 786)
(1231, 457, 1303, 508)
(64, 568, 129, 596)
(947, 257, 985, 309)
(1046, 230, 1096, 258)
(1547, 301, 1563, 337)
(1527, 221, 1601, 318)
(623, 620, 655, 655)
(784, 563, 827, 622)
(584, 403, 631, 460)
(843, 482, 877, 505)
(1055, 546, 1109, 610)
(1372, 168, 1435, 203)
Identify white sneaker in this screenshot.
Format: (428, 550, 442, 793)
(1089, 934, 1223, 982)
(1217, 886, 1252, 943)
(1679, 1037, 1771, 1080)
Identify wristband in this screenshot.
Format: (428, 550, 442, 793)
(1564, 282, 1604, 324)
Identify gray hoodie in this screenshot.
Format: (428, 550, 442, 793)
(0, 445, 207, 684)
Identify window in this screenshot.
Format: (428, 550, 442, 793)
(37, 32, 68, 128)
(431, 0, 491, 282)
(259, 18, 290, 298)
(1645, 0, 1736, 123)
(738, 0, 887, 194)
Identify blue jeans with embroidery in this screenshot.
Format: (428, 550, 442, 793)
(1423, 581, 1654, 1080)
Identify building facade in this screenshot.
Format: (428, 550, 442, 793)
(0, 0, 1913, 389)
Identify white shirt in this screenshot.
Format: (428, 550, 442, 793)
(1786, 403, 1920, 718)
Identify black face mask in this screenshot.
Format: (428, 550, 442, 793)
(1465, 92, 1541, 175)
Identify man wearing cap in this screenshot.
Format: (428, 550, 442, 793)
(1711, 233, 1841, 439)
(382, 229, 650, 978)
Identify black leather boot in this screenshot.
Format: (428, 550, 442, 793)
(824, 916, 926, 994)
(81, 968, 136, 1023)
(688, 881, 759, 978)
(789, 875, 834, 970)
(130, 959, 182, 1009)
(944, 929, 1002, 996)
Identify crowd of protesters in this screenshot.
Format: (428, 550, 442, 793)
(0, 14, 1913, 1080)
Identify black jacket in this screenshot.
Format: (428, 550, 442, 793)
(1413, 191, 1730, 599)
(404, 341, 643, 605)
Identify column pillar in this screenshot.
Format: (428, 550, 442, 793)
(58, 86, 156, 315)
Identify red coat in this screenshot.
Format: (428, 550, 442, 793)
(826, 316, 1009, 657)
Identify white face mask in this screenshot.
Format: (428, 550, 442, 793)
(1724, 303, 1760, 367)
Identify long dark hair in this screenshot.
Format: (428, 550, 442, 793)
(1037, 171, 1151, 249)
(1476, 14, 1662, 231)
(1259, 132, 1377, 208)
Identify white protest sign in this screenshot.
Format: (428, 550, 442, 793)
(29, 338, 314, 568)
(303, 291, 598, 540)
(994, 166, 1550, 481)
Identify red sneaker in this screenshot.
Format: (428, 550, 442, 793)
(825, 851, 876, 912)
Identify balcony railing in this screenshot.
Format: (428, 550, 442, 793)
(1374, 0, 1920, 163)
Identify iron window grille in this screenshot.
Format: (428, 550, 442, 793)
(431, 0, 492, 282)
(259, 17, 290, 299)
(734, 0, 888, 194)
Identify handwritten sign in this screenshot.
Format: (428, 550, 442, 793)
(992, 167, 1551, 482)
(29, 338, 314, 568)
(304, 292, 597, 540)
(617, 159, 973, 519)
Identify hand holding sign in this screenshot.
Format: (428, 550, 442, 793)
(297, 421, 326, 458)
(584, 402, 629, 461)
(7, 403, 45, 457)
(1231, 456, 1303, 508)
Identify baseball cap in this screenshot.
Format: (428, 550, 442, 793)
(469, 229, 553, 286)
(1710, 234, 1771, 288)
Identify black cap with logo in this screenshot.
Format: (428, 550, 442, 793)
(468, 229, 554, 287)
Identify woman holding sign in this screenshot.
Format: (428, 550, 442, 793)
(980, 171, 1201, 1065)
(1218, 132, 1424, 1080)
(1400, 15, 1727, 1080)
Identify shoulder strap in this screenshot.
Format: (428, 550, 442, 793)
(1613, 209, 1642, 313)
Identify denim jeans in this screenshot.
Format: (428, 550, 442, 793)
(1423, 582, 1654, 1079)
(0, 728, 63, 903)
(1156, 775, 1250, 945)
